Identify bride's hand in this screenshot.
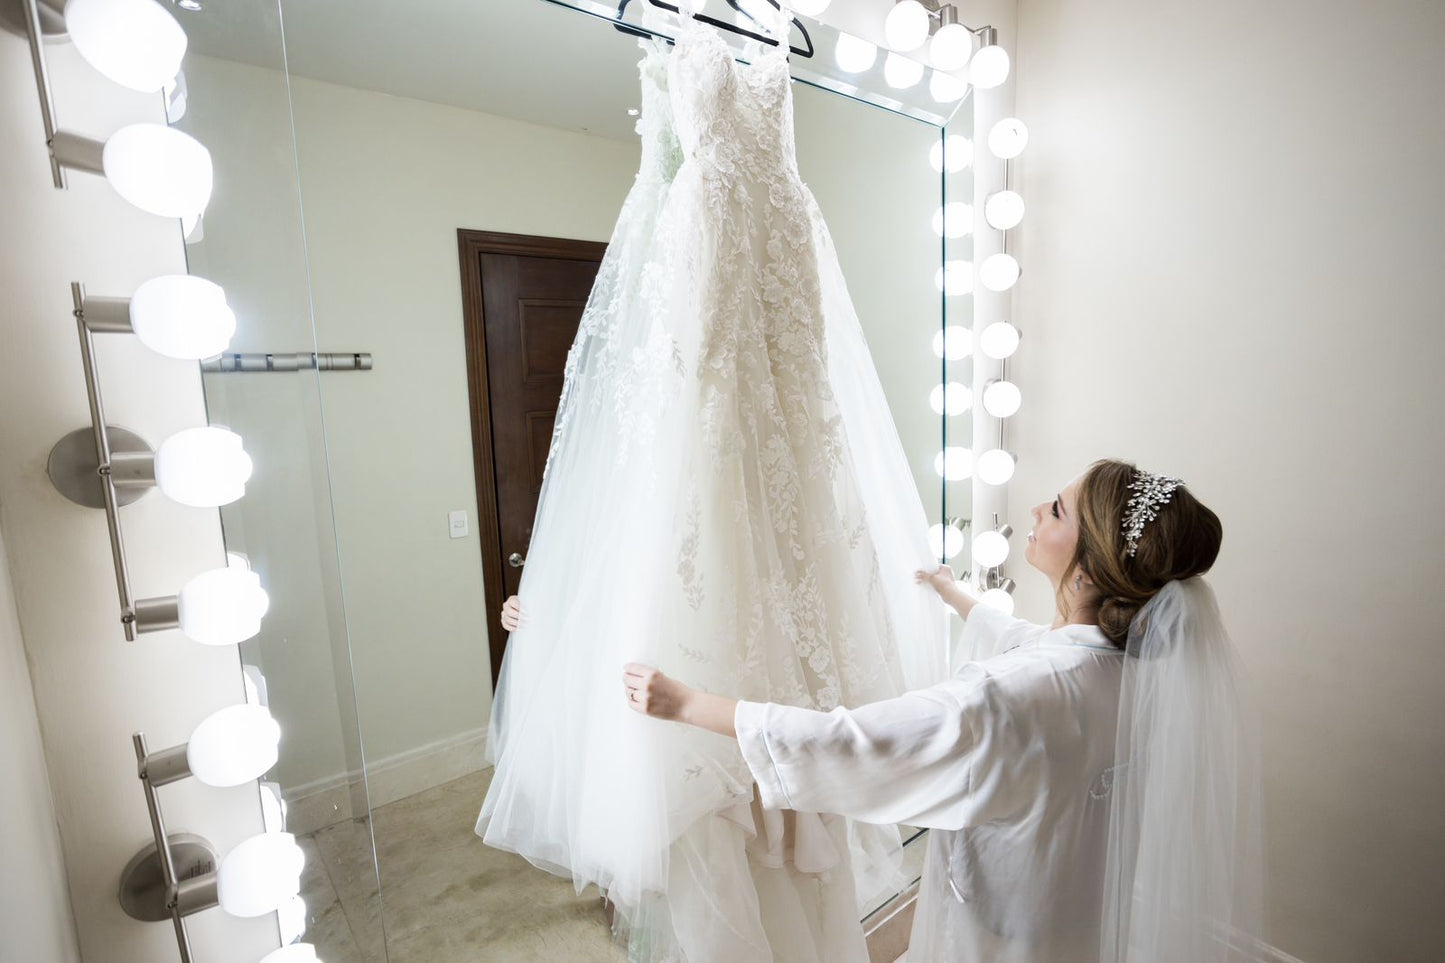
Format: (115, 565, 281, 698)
(623, 663, 692, 722)
(500, 595, 522, 632)
(914, 564, 956, 596)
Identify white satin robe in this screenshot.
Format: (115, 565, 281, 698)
(734, 605, 1125, 962)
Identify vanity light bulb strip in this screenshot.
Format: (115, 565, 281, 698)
(16, 2, 303, 959)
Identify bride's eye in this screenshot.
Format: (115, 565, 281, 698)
(1051, 499, 1059, 518)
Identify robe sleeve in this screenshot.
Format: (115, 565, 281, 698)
(734, 681, 984, 830)
(953, 602, 1043, 665)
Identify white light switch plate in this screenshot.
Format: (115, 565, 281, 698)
(448, 510, 469, 539)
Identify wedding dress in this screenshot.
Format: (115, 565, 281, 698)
(479, 11, 945, 961)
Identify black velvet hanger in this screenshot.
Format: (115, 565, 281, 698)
(613, 0, 815, 59)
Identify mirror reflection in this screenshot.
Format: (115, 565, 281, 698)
(182, 1, 970, 959)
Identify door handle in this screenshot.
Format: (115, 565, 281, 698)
(508, 552, 526, 568)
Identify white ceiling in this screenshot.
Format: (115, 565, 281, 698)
(178, 0, 654, 139)
(176, 0, 975, 141)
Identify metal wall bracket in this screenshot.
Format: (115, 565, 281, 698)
(201, 351, 374, 373)
(122, 732, 220, 962)
(48, 426, 155, 509)
(119, 833, 218, 924)
(0, 0, 63, 40)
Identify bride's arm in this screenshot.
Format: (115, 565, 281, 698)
(623, 663, 976, 829)
(623, 663, 737, 736)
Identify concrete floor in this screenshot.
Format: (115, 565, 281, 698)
(297, 768, 922, 961)
(298, 768, 623, 962)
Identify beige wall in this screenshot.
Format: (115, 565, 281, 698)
(0, 36, 274, 963)
(287, 70, 645, 770)
(1008, 0, 1445, 959)
(0, 524, 80, 963)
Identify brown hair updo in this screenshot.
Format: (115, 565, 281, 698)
(1061, 460, 1223, 646)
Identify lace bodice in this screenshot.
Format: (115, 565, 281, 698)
(669, 14, 801, 183)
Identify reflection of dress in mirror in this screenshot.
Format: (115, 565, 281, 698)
(478, 10, 946, 962)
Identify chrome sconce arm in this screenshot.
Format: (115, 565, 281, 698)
(123, 732, 220, 963)
(50, 283, 179, 641)
(10, 0, 114, 189)
(52, 281, 166, 636)
(14, 0, 68, 187)
(50, 280, 261, 645)
(122, 702, 293, 959)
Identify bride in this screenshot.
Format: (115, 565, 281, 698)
(478, 6, 945, 961)
(626, 460, 1266, 962)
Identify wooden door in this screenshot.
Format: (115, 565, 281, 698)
(458, 229, 607, 685)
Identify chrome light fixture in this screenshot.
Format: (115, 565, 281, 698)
(46, 283, 268, 644)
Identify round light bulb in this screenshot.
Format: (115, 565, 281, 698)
(934, 260, 973, 296)
(929, 23, 972, 71)
(988, 118, 1029, 159)
(65, 0, 187, 94)
(982, 380, 1022, 418)
(102, 123, 213, 220)
(928, 523, 965, 560)
(929, 382, 971, 416)
(979, 587, 1015, 615)
(130, 275, 236, 360)
(242, 663, 269, 707)
(928, 134, 973, 173)
(984, 190, 1026, 230)
(182, 211, 204, 243)
(976, 449, 1017, 485)
(154, 426, 253, 507)
(789, 0, 831, 15)
(933, 447, 973, 481)
(835, 34, 878, 73)
(884, 0, 930, 52)
(276, 897, 308, 947)
(186, 704, 280, 788)
(932, 325, 972, 361)
(931, 202, 973, 239)
(929, 70, 969, 104)
(260, 781, 287, 834)
(177, 566, 270, 646)
(217, 832, 304, 918)
(261, 945, 317, 963)
(164, 70, 188, 123)
(979, 253, 1021, 292)
(973, 530, 1010, 567)
(884, 52, 924, 89)
(979, 321, 1020, 359)
(969, 44, 1010, 88)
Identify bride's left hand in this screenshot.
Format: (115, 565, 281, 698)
(623, 663, 692, 721)
(915, 563, 956, 595)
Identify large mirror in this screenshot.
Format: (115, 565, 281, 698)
(180, 0, 973, 958)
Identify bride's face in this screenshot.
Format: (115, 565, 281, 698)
(1026, 477, 1082, 583)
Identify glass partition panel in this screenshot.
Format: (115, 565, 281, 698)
(175, 2, 385, 959)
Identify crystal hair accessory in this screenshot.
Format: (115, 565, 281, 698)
(1122, 470, 1184, 557)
